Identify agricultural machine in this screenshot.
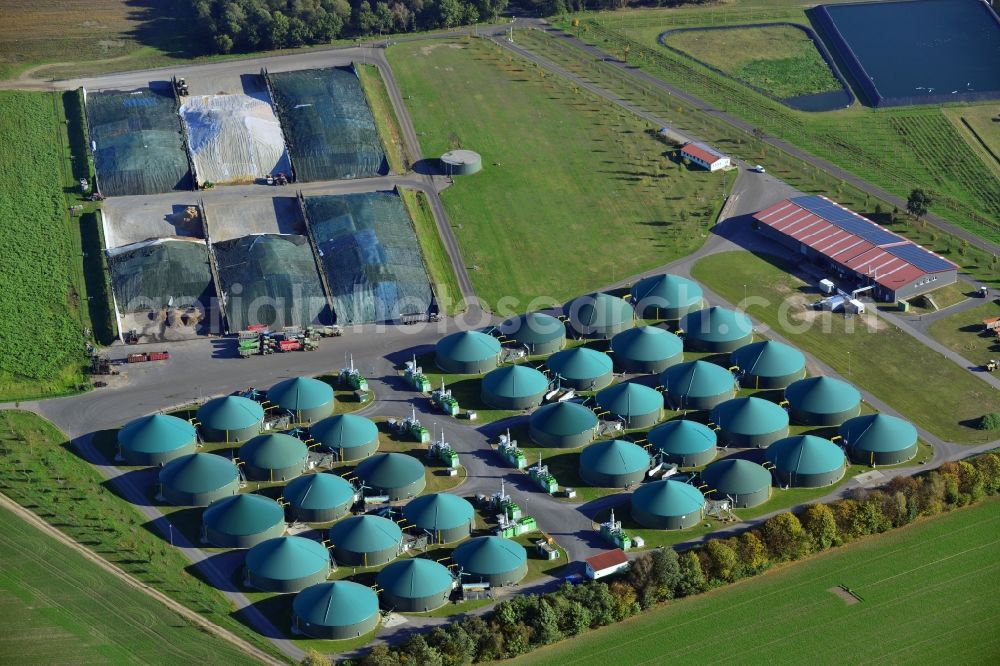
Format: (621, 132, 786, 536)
(403, 355, 431, 392)
(237, 325, 319, 357)
(527, 453, 558, 494)
(431, 379, 460, 416)
(496, 430, 527, 470)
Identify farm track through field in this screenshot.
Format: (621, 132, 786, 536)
(0, 492, 279, 665)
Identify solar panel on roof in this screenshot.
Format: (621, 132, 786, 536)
(884, 244, 954, 273)
(792, 196, 899, 246)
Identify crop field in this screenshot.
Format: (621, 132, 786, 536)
(0, 0, 200, 80)
(0, 92, 90, 401)
(663, 25, 841, 98)
(691, 251, 1000, 443)
(515, 497, 1000, 665)
(561, 11, 1000, 244)
(0, 503, 259, 664)
(928, 299, 1000, 369)
(0, 410, 286, 662)
(390, 39, 733, 311)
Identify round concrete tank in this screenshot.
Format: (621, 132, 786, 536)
(118, 414, 197, 466)
(267, 376, 335, 423)
(158, 453, 240, 506)
(481, 364, 549, 410)
(766, 435, 846, 488)
(310, 414, 379, 462)
(730, 340, 806, 390)
(202, 493, 286, 548)
(564, 292, 635, 339)
(328, 515, 402, 567)
(293, 581, 379, 640)
(435, 331, 501, 374)
(440, 149, 482, 176)
(354, 453, 426, 501)
(452, 536, 528, 587)
(244, 536, 331, 593)
(631, 479, 706, 529)
(378, 558, 454, 612)
(610, 326, 684, 374)
(840, 413, 918, 466)
(680, 307, 753, 353)
(631, 274, 703, 320)
(785, 376, 861, 426)
(197, 396, 264, 443)
(579, 439, 651, 488)
(283, 472, 356, 523)
(239, 433, 308, 482)
(546, 347, 614, 390)
(711, 397, 790, 448)
(647, 419, 718, 467)
(661, 360, 737, 410)
(529, 401, 599, 448)
(403, 493, 474, 544)
(701, 458, 772, 508)
(497, 312, 566, 355)
(595, 382, 664, 429)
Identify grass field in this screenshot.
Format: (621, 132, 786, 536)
(898, 282, 969, 315)
(389, 39, 733, 311)
(515, 497, 1000, 665)
(561, 9, 1000, 244)
(400, 189, 464, 315)
(0, 410, 287, 662)
(663, 25, 841, 98)
(357, 64, 409, 173)
(0, 503, 259, 664)
(943, 106, 1000, 182)
(691, 251, 1000, 443)
(928, 299, 1000, 369)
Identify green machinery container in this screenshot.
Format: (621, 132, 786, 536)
(339, 355, 368, 392)
(397, 407, 430, 443)
(497, 430, 527, 469)
(431, 380, 460, 416)
(599, 507, 632, 550)
(428, 433, 460, 469)
(528, 463, 558, 494)
(498, 516, 537, 538)
(403, 355, 432, 392)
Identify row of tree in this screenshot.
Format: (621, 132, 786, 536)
(337, 452, 1000, 666)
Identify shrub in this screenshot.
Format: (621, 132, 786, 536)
(979, 413, 1000, 431)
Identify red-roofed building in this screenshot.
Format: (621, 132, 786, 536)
(752, 195, 957, 301)
(680, 142, 731, 171)
(585, 548, 630, 580)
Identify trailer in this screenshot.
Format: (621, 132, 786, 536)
(126, 351, 170, 363)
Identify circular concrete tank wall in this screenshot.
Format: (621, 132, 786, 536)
(785, 376, 862, 427)
(529, 401, 599, 449)
(579, 439, 651, 488)
(546, 347, 614, 390)
(700, 458, 772, 508)
(631, 274, 703, 320)
(293, 581, 379, 639)
(595, 382, 664, 429)
(435, 331, 501, 374)
(839, 413, 918, 466)
(730, 340, 806, 390)
(647, 419, 718, 467)
(765, 435, 846, 488)
(610, 326, 684, 374)
(631, 479, 706, 529)
(481, 364, 549, 410)
(118, 414, 197, 467)
(564, 293, 635, 339)
(283, 472, 356, 523)
(354, 453, 426, 501)
(203, 493, 286, 548)
(158, 453, 240, 506)
(680, 307, 753, 353)
(661, 360, 737, 411)
(711, 397, 790, 448)
(498, 312, 566, 355)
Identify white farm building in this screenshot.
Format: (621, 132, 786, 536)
(680, 142, 730, 171)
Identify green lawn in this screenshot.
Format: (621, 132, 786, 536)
(0, 503, 260, 665)
(514, 497, 1000, 664)
(927, 299, 1000, 369)
(898, 281, 969, 314)
(389, 38, 733, 312)
(691, 251, 1000, 443)
(561, 10, 1000, 244)
(0, 410, 287, 662)
(357, 63, 409, 173)
(664, 25, 841, 98)
(399, 188, 464, 315)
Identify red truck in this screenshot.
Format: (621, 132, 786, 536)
(278, 339, 302, 352)
(127, 351, 170, 363)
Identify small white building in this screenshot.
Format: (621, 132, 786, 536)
(585, 548, 630, 580)
(680, 142, 731, 171)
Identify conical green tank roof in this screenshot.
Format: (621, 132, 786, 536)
(498, 312, 565, 345)
(785, 377, 861, 415)
(355, 453, 424, 489)
(377, 558, 453, 600)
(611, 326, 683, 363)
(240, 433, 308, 470)
(731, 340, 805, 380)
(648, 420, 717, 455)
(766, 435, 845, 475)
(632, 479, 705, 517)
(632, 274, 702, 311)
(662, 360, 736, 399)
(119, 414, 197, 455)
(453, 536, 527, 575)
(245, 536, 330, 581)
(293, 581, 378, 628)
(701, 458, 771, 495)
(839, 414, 918, 453)
(481, 365, 549, 399)
(681, 307, 753, 344)
(328, 515, 402, 552)
(564, 293, 634, 329)
(596, 382, 664, 417)
(580, 439, 651, 476)
(284, 473, 356, 511)
(436, 331, 501, 363)
(197, 396, 264, 430)
(403, 493, 474, 531)
(268, 377, 334, 411)
(311, 414, 379, 450)
(711, 397, 789, 435)
(547, 348, 613, 382)
(530, 402, 599, 436)
(203, 494, 285, 536)
(159, 453, 239, 494)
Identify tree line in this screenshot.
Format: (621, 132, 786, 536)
(187, 0, 712, 54)
(330, 452, 1000, 665)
